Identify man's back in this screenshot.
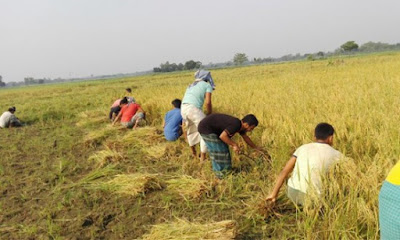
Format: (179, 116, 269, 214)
(287, 142, 342, 195)
(164, 108, 182, 141)
(0, 111, 12, 128)
(182, 81, 213, 109)
(120, 103, 140, 122)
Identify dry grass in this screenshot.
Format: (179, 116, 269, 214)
(76, 109, 108, 127)
(91, 173, 164, 197)
(166, 175, 210, 200)
(88, 148, 123, 167)
(142, 219, 237, 240)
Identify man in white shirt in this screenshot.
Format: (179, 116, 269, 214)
(0, 107, 22, 128)
(266, 123, 343, 205)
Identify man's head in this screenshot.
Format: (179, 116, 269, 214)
(241, 114, 258, 132)
(8, 106, 16, 113)
(119, 97, 128, 106)
(171, 99, 181, 109)
(314, 122, 335, 145)
(125, 88, 132, 94)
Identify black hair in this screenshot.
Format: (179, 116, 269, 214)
(8, 106, 16, 112)
(315, 122, 335, 140)
(242, 114, 258, 127)
(126, 88, 132, 93)
(171, 99, 182, 109)
(120, 97, 128, 105)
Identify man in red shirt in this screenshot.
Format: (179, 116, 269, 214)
(112, 102, 145, 129)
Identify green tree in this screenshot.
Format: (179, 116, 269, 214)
(233, 53, 248, 65)
(184, 60, 202, 70)
(340, 41, 359, 52)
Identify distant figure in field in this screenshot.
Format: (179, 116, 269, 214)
(125, 88, 135, 104)
(163, 99, 183, 141)
(0, 107, 22, 128)
(266, 123, 343, 205)
(379, 161, 400, 239)
(112, 98, 145, 129)
(181, 70, 215, 161)
(109, 97, 128, 121)
(198, 113, 265, 179)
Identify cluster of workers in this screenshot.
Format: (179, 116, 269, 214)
(1, 69, 398, 238)
(108, 69, 399, 238)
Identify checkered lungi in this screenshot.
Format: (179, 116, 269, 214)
(201, 133, 231, 178)
(379, 180, 400, 239)
(181, 104, 207, 153)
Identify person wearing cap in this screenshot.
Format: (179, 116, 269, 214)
(181, 69, 215, 161)
(0, 107, 22, 128)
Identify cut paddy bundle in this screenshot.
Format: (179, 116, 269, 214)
(122, 127, 167, 158)
(166, 175, 210, 200)
(84, 127, 115, 147)
(92, 173, 164, 197)
(88, 148, 123, 167)
(142, 219, 237, 240)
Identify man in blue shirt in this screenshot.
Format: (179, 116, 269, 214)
(163, 99, 183, 141)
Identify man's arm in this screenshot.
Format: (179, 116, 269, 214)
(204, 92, 212, 115)
(266, 156, 297, 203)
(241, 134, 259, 149)
(219, 131, 240, 153)
(112, 112, 122, 125)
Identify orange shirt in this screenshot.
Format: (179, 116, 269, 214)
(120, 103, 140, 122)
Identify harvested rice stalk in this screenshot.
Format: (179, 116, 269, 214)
(166, 175, 209, 200)
(122, 127, 164, 144)
(84, 128, 114, 147)
(92, 173, 164, 197)
(76, 110, 108, 127)
(88, 148, 123, 167)
(77, 165, 119, 186)
(142, 219, 237, 240)
(143, 143, 168, 159)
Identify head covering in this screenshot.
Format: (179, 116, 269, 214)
(189, 70, 216, 89)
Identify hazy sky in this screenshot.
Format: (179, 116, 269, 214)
(1, 0, 400, 82)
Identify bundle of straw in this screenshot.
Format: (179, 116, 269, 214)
(84, 128, 114, 147)
(93, 173, 164, 197)
(88, 148, 123, 167)
(142, 219, 237, 240)
(166, 176, 209, 200)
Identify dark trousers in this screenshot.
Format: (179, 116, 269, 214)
(109, 106, 121, 120)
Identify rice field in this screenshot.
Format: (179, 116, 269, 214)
(1, 52, 400, 239)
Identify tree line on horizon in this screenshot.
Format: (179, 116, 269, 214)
(2, 41, 400, 88)
(152, 41, 400, 73)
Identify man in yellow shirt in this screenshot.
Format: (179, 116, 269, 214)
(379, 161, 400, 239)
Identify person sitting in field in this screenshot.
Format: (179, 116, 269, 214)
(266, 123, 343, 205)
(109, 97, 128, 121)
(181, 70, 215, 161)
(125, 88, 135, 104)
(198, 113, 266, 179)
(0, 107, 22, 128)
(379, 160, 400, 239)
(163, 99, 183, 141)
(112, 99, 145, 129)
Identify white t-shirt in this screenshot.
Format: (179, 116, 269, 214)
(287, 142, 342, 195)
(0, 111, 13, 128)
